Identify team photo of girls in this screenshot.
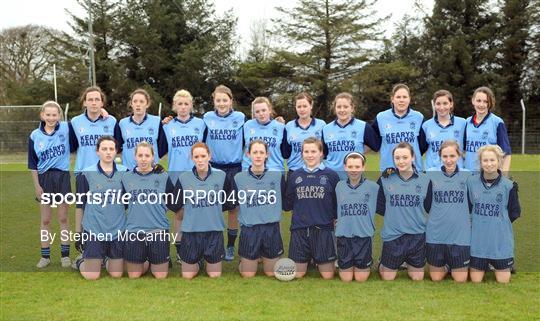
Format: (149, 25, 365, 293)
(26, 84, 523, 285)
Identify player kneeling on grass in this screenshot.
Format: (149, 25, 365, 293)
(28, 101, 73, 268)
(377, 142, 432, 281)
(177, 142, 230, 279)
(468, 145, 520, 284)
(73, 136, 127, 279)
(122, 142, 182, 279)
(425, 140, 471, 282)
(335, 152, 380, 282)
(285, 137, 340, 279)
(234, 140, 286, 278)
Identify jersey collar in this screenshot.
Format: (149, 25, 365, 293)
(192, 165, 212, 181)
(174, 115, 194, 124)
(302, 162, 326, 173)
(441, 165, 459, 178)
(396, 169, 419, 182)
(470, 112, 492, 128)
(295, 117, 316, 130)
(256, 119, 272, 126)
(214, 109, 233, 118)
(391, 106, 411, 119)
(97, 161, 118, 178)
(133, 167, 154, 176)
(129, 113, 148, 125)
(480, 170, 502, 189)
(434, 115, 455, 128)
(84, 110, 104, 123)
(346, 176, 365, 189)
(333, 118, 354, 128)
(248, 166, 267, 179)
(39, 121, 60, 136)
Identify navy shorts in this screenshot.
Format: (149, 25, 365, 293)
(337, 236, 373, 270)
(38, 170, 71, 196)
(179, 231, 224, 264)
(124, 231, 170, 265)
(83, 231, 123, 260)
(289, 227, 336, 264)
(238, 222, 284, 260)
(470, 256, 514, 271)
(211, 163, 241, 211)
(426, 243, 470, 269)
(381, 233, 426, 270)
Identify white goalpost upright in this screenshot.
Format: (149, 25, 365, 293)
(520, 99, 526, 155)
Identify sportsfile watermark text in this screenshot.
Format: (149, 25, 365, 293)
(40, 189, 278, 208)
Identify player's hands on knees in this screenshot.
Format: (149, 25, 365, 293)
(153, 164, 165, 174)
(382, 167, 396, 178)
(275, 116, 286, 124)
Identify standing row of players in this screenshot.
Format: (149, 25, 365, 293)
(28, 84, 514, 277)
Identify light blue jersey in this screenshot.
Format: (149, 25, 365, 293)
(285, 118, 325, 171)
(76, 163, 128, 238)
(122, 170, 179, 233)
(464, 113, 511, 171)
(422, 116, 466, 169)
(203, 110, 245, 165)
(372, 108, 425, 171)
(117, 114, 165, 170)
(335, 178, 379, 238)
(178, 167, 228, 232)
(467, 173, 520, 259)
(233, 168, 284, 227)
(377, 172, 432, 242)
(69, 112, 117, 173)
(242, 119, 287, 171)
(28, 122, 71, 173)
(162, 116, 206, 177)
(322, 118, 379, 172)
(426, 167, 471, 246)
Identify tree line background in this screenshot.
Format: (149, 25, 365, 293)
(1, 0, 538, 132)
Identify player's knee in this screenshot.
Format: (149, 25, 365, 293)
(128, 271, 143, 279)
(58, 217, 69, 225)
(41, 218, 51, 226)
(152, 271, 168, 279)
(320, 272, 334, 280)
(264, 271, 275, 277)
(207, 271, 221, 278)
(379, 271, 396, 281)
(108, 271, 123, 279)
(339, 274, 353, 282)
(430, 273, 445, 282)
(240, 271, 256, 278)
(295, 271, 306, 279)
(409, 272, 424, 281)
(354, 274, 370, 283)
(81, 271, 101, 280)
(495, 274, 511, 284)
(182, 272, 197, 280)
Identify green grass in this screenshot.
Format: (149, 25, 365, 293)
(1, 155, 539, 320)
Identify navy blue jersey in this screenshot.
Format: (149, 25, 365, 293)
(28, 121, 71, 173)
(177, 167, 229, 232)
(242, 119, 289, 171)
(284, 164, 340, 230)
(335, 178, 379, 238)
(421, 116, 466, 169)
(203, 110, 245, 165)
(69, 112, 118, 173)
(122, 170, 180, 233)
(467, 172, 520, 259)
(285, 118, 326, 171)
(162, 116, 206, 173)
(426, 167, 471, 246)
(233, 168, 285, 226)
(377, 171, 432, 242)
(76, 162, 128, 238)
(464, 113, 511, 171)
(116, 114, 167, 170)
(321, 118, 379, 172)
(372, 108, 426, 171)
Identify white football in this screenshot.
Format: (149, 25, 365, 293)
(273, 258, 296, 281)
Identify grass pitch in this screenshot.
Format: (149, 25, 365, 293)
(1, 155, 539, 320)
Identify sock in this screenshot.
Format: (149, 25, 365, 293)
(61, 244, 70, 258)
(227, 228, 238, 248)
(76, 257, 84, 270)
(41, 247, 50, 259)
